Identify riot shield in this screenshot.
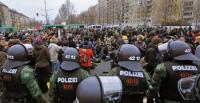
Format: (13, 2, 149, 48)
(76, 76, 122, 103)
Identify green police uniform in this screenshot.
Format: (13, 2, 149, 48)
(49, 68, 89, 103)
(49, 47, 89, 103)
(148, 40, 200, 103)
(1, 65, 48, 103)
(108, 66, 151, 103)
(150, 61, 200, 103)
(107, 44, 153, 103)
(1, 44, 48, 103)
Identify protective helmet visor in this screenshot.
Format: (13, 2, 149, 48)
(174, 53, 200, 61)
(60, 61, 80, 71)
(3, 59, 29, 69)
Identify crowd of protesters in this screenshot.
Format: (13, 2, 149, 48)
(0, 26, 200, 69)
(0, 26, 200, 103)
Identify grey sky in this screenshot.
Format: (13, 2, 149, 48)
(1, 0, 98, 21)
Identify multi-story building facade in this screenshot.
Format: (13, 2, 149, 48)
(182, 0, 196, 25)
(10, 9, 31, 29)
(152, 0, 182, 26)
(183, 0, 194, 25)
(0, 1, 32, 29)
(120, 0, 129, 24)
(127, 0, 153, 26)
(106, 0, 121, 25)
(129, 0, 141, 25)
(146, 0, 153, 25)
(0, 2, 12, 26)
(98, 0, 121, 25)
(98, 0, 107, 25)
(96, 0, 199, 27)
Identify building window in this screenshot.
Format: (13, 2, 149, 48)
(184, 1, 193, 6)
(183, 12, 192, 16)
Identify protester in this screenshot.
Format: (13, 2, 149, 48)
(33, 36, 52, 94)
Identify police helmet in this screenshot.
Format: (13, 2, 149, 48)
(167, 40, 199, 61)
(195, 45, 200, 59)
(3, 44, 33, 69)
(117, 44, 142, 71)
(76, 76, 122, 103)
(61, 47, 80, 71)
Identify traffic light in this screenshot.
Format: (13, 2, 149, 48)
(36, 13, 39, 16)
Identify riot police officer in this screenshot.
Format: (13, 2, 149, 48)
(195, 45, 200, 67)
(49, 47, 89, 103)
(1, 44, 48, 103)
(148, 40, 200, 103)
(108, 44, 152, 103)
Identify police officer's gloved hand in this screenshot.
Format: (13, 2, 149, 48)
(146, 81, 155, 99)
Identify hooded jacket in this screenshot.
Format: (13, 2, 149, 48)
(33, 45, 51, 68)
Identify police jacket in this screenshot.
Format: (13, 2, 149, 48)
(109, 66, 150, 103)
(160, 61, 200, 101)
(2, 66, 29, 99)
(49, 68, 89, 103)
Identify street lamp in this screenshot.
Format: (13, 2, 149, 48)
(36, 0, 52, 24)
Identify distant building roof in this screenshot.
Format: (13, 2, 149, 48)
(0, 2, 31, 20)
(10, 9, 30, 19)
(0, 1, 7, 7)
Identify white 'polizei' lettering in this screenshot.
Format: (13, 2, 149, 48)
(172, 66, 198, 71)
(120, 71, 144, 78)
(2, 69, 17, 74)
(57, 77, 78, 83)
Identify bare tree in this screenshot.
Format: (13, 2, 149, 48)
(54, 0, 75, 24)
(54, 15, 62, 24)
(152, 0, 170, 25)
(152, 0, 182, 26)
(193, 0, 200, 29)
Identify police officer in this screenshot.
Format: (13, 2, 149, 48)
(49, 47, 89, 103)
(148, 40, 200, 103)
(108, 44, 152, 103)
(195, 45, 200, 67)
(1, 44, 48, 103)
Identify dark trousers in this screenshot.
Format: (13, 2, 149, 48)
(35, 67, 52, 93)
(120, 95, 143, 103)
(3, 94, 37, 103)
(147, 98, 154, 103)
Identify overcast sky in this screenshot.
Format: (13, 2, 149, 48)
(1, 0, 98, 21)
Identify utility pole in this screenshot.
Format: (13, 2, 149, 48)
(44, 0, 49, 24)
